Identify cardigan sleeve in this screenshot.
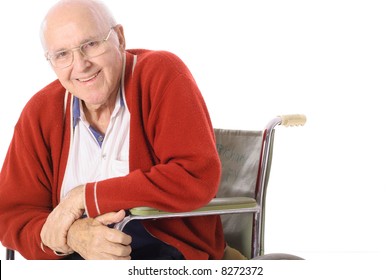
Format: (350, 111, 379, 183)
(85, 50, 222, 217)
(0, 87, 65, 260)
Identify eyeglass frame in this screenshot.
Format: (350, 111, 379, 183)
(45, 27, 115, 69)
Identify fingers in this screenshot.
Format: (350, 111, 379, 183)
(91, 250, 132, 260)
(100, 237, 132, 258)
(40, 188, 86, 253)
(102, 228, 132, 259)
(40, 203, 83, 253)
(106, 227, 132, 246)
(95, 210, 126, 226)
(67, 216, 133, 260)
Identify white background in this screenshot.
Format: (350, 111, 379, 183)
(0, 0, 389, 273)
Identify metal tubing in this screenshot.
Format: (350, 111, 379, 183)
(254, 117, 282, 258)
(115, 206, 261, 231)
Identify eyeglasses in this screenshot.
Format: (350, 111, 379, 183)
(46, 28, 114, 69)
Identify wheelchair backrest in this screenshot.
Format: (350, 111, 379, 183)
(214, 129, 263, 258)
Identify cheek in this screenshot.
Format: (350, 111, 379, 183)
(103, 57, 123, 83)
(57, 75, 78, 94)
(54, 69, 72, 85)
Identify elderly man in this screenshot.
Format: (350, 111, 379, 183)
(0, 0, 224, 260)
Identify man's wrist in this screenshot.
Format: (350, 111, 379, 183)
(65, 185, 86, 213)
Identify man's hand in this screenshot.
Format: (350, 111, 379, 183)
(67, 210, 132, 260)
(40, 185, 85, 254)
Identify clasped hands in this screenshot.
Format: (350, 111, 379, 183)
(40, 185, 132, 259)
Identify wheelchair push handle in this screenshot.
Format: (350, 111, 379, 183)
(279, 114, 306, 127)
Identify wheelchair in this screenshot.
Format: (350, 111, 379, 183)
(5, 114, 306, 260)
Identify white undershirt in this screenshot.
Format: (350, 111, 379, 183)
(61, 91, 130, 199)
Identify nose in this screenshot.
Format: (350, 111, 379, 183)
(72, 49, 92, 70)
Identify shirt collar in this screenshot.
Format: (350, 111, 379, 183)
(72, 88, 124, 129)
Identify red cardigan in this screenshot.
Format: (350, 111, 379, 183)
(0, 49, 224, 259)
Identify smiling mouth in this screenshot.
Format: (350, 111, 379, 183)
(78, 71, 100, 82)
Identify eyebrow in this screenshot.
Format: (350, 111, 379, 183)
(51, 34, 101, 54)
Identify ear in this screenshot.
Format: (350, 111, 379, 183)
(113, 24, 126, 51)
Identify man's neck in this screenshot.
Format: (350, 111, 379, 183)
(82, 93, 117, 135)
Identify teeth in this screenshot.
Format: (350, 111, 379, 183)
(79, 72, 98, 82)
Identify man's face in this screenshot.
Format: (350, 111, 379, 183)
(44, 11, 124, 109)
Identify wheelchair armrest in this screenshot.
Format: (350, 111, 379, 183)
(114, 197, 259, 231)
(130, 197, 257, 216)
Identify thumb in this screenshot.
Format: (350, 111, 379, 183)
(95, 210, 126, 226)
